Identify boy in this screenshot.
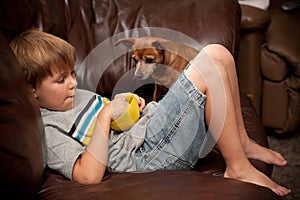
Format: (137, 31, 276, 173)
(10, 29, 290, 196)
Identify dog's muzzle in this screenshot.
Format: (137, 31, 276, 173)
(134, 73, 144, 80)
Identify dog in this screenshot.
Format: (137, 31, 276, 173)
(114, 37, 198, 101)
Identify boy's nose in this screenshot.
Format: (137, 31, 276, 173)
(69, 75, 77, 89)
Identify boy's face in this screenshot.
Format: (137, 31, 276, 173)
(33, 68, 77, 111)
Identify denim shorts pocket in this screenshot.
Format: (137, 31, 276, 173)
(157, 154, 193, 171)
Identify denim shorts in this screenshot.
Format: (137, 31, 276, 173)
(135, 70, 207, 171)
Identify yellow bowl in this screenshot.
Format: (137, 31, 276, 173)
(110, 94, 140, 131)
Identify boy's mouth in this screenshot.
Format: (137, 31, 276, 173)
(67, 95, 74, 100)
(65, 95, 75, 102)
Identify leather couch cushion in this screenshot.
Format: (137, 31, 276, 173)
(38, 170, 280, 200)
(261, 2, 300, 79)
(261, 45, 288, 81)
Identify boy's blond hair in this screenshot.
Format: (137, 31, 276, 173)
(10, 29, 76, 88)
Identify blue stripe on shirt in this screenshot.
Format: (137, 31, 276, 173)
(75, 96, 103, 142)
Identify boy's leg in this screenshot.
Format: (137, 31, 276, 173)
(185, 44, 290, 196)
(201, 45, 287, 167)
(135, 73, 207, 171)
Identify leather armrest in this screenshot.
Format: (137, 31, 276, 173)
(237, 5, 271, 114)
(240, 5, 271, 32)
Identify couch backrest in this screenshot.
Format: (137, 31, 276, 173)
(70, 0, 242, 98)
(1, 0, 241, 99)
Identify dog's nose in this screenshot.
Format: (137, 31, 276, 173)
(134, 73, 143, 80)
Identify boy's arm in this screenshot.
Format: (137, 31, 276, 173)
(71, 93, 145, 184)
(72, 103, 112, 184)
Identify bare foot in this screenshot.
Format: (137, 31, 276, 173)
(243, 139, 287, 166)
(224, 164, 291, 196)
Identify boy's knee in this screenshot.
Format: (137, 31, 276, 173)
(202, 44, 234, 67)
(203, 44, 229, 55)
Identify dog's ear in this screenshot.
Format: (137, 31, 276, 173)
(151, 41, 164, 50)
(114, 38, 136, 47)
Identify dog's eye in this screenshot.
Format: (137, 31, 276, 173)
(132, 57, 138, 63)
(145, 58, 154, 63)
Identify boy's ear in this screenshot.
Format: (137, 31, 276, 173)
(31, 87, 38, 99)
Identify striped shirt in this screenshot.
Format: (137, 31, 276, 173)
(41, 89, 109, 146)
(69, 94, 108, 145)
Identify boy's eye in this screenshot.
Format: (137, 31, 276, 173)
(55, 70, 75, 83)
(57, 77, 65, 83)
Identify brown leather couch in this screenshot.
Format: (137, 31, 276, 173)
(0, 0, 281, 199)
(238, 0, 300, 134)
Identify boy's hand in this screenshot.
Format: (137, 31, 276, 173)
(110, 93, 145, 120)
(114, 93, 146, 112)
(110, 98, 129, 120)
(134, 94, 146, 112)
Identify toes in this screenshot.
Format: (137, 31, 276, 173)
(271, 184, 291, 197)
(272, 151, 288, 166)
(274, 151, 285, 160)
(279, 159, 287, 166)
(272, 187, 291, 197)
